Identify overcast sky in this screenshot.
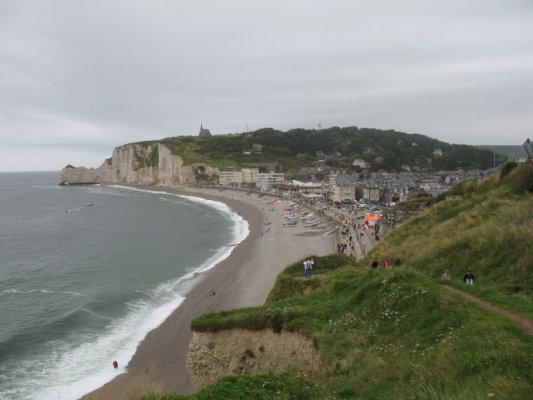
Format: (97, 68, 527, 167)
(1, 0, 532, 171)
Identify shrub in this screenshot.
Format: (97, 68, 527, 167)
(500, 161, 518, 179)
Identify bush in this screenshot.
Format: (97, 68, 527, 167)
(500, 161, 518, 179)
(506, 160, 533, 193)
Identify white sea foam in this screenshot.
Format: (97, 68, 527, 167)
(0, 289, 84, 297)
(10, 185, 249, 400)
(27, 293, 186, 400)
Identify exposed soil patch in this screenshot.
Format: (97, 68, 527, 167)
(187, 328, 324, 390)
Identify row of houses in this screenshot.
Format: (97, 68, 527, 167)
(216, 166, 456, 204)
(213, 138, 533, 203)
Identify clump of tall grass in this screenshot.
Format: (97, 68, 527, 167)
(505, 160, 533, 193)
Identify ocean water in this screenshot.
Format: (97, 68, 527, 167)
(0, 172, 248, 400)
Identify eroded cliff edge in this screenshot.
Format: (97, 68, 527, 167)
(59, 142, 217, 186)
(186, 329, 324, 390)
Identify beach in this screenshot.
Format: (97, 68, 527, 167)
(82, 186, 335, 400)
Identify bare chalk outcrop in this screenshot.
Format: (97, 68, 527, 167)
(187, 328, 323, 390)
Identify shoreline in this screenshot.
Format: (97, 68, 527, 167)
(82, 185, 335, 400)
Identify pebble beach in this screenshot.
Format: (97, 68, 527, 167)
(81, 186, 335, 399)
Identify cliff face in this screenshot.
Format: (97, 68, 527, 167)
(186, 329, 323, 390)
(59, 143, 217, 186)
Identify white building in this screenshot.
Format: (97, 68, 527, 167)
(219, 170, 243, 186)
(219, 167, 259, 187)
(242, 168, 259, 184)
(433, 148, 443, 157)
(333, 186, 356, 203)
(256, 172, 285, 191)
(352, 158, 369, 169)
(292, 180, 323, 194)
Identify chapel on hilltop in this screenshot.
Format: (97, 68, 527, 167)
(198, 124, 212, 137)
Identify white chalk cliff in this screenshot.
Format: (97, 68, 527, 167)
(59, 143, 217, 186)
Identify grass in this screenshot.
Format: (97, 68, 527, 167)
(191, 254, 355, 333)
(372, 164, 533, 317)
(265, 254, 356, 304)
(142, 164, 533, 399)
(188, 262, 532, 399)
(140, 374, 323, 400)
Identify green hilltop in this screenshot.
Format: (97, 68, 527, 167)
(142, 163, 532, 400)
(156, 126, 505, 172)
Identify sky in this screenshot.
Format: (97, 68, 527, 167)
(1, 0, 532, 172)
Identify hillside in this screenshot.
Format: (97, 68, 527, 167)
(477, 145, 523, 159)
(141, 163, 532, 399)
(159, 126, 504, 172)
(372, 161, 533, 317)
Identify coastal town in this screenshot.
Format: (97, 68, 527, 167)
(204, 129, 533, 206)
(3, 1, 532, 399)
(218, 164, 472, 204)
(59, 132, 532, 251)
(215, 141, 532, 202)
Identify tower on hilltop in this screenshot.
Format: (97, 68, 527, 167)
(198, 124, 212, 137)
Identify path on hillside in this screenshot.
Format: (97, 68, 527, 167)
(442, 285, 533, 336)
(308, 203, 533, 336)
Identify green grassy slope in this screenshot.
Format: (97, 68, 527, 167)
(372, 162, 533, 317)
(141, 374, 323, 400)
(143, 261, 532, 399)
(188, 260, 532, 399)
(141, 164, 532, 400)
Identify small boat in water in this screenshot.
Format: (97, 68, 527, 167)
(86, 202, 94, 207)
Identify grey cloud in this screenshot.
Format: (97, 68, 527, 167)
(1, 0, 532, 171)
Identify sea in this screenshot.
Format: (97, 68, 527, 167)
(0, 171, 249, 400)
